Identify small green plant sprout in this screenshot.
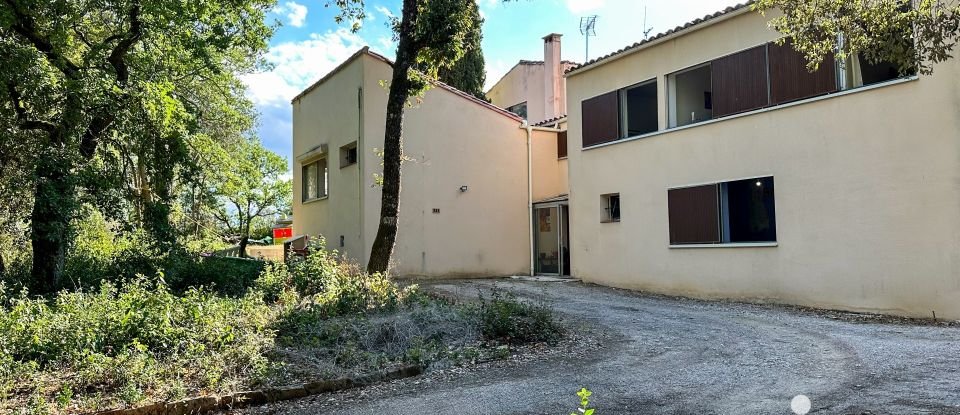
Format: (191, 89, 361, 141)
(572, 388, 596, 415)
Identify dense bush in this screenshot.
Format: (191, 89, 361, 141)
(0, 277, 274, 413)
(0, 236, 565, 413)
(477, 288, 564, 344)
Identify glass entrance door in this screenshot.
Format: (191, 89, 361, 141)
(534, 206, 560, 274)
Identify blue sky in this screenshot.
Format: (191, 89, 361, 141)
(245, 0, 743, 165)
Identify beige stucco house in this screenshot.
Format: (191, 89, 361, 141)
(293, 3, 960, 319)
(291, 48, 568, 277)
(565, 4, 960, 319)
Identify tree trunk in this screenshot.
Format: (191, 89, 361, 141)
(30, 149, 76, 294)
(367, 0, 420, 275)
(238, 235, 249, 259)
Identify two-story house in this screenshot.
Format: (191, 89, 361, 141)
(565, 3, 960, 318)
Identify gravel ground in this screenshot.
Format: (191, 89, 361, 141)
(230, 279, 960, 415)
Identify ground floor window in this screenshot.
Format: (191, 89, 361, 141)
(302, 158, 328, 201)
(668, 176, 776, 245)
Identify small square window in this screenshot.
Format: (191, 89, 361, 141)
(340, 142, 358, 168)
(602, 193, 620, 223)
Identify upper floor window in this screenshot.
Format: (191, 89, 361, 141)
(582, 78, 659, 147)
(302, 158, 328, 202)
(506, 101, 528, 119)
(340, 142, 358, 168)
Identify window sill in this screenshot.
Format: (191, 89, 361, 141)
(302, 196, 328, 205)
(340, 162, 357, 169)
(601, 219, 620, 224)
(669, 242, 777, 249)
(582, 76, 919, 152)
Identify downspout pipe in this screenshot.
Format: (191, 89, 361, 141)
(522, 120, 534, 277)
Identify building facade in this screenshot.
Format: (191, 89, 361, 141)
(292, 4, 960, 319)
(565, 5, 960, 318)
(291, 49, 567, 278)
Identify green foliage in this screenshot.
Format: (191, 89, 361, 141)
(51, 209, 263, 295)
(435, 0, 487, 99)
(210, 138, 291, 258)
(572, 388, 597, 415)
(0, 277, 275, 412)
(753, 0, 959, 74)
(477, 288, 564, 344)
(0, 0, 278, 288)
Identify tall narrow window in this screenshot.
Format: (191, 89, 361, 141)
(620, 79, 658, 137)
(301, 158, 328, 202)
(557, 130, 568, 158)
(602, 193, 621, 223)
(668, 177, 776, 245)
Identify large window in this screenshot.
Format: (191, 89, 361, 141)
(668, 177, 776, 245)
(581, 79, 659, 147)
(302, 158, 328, 201)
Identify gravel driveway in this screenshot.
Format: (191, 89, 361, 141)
(233, 279, 960, 415)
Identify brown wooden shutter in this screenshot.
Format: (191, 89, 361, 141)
(581, 91, 619, 147)
(557, 130, 568, 158)
(768, 41, 837, 105)
(711, 45, 769, 117)
(668, 184, 721, 244)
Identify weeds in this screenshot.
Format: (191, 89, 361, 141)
(477, 288, 564, 344)
(0, 240, 565, 413)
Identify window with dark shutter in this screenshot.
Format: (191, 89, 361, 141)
(668, 184, 721, 244)
(668, 177, 777, 245)
(711, 45, 770, 117)
(768, 41, 838, 105)
(557, 131, 568, 158)
(581, 91, 620, 147)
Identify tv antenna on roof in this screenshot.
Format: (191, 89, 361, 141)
(643, 6, 653, 39)
(580, 15, 598, 61)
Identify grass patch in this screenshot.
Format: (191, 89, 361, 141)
(0, 242, 564, 414)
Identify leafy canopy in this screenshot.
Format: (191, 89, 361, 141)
(754, 0, 960, 74)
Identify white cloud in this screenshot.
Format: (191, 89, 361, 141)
(274, 1, 308, 28)
(375, 36, 395, 55)
(242, 29, 366, 107)
(374, 5, 395, 20)
(566, 0, 605, 14)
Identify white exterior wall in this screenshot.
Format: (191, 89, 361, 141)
(566, 10, 960, 318)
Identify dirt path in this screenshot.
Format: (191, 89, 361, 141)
(231, 279, 960, 414)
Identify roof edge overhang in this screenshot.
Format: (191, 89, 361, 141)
(565, 2, 755, 78)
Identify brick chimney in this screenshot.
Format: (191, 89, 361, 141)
(543, 33, 563, 122)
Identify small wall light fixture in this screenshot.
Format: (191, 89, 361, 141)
(459, 185, 469, 193)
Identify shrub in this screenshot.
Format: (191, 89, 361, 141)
(477, 288, 564, 344)
(0, 277, 275, 412)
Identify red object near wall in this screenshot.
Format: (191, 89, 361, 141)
(273, 227, 293, 239)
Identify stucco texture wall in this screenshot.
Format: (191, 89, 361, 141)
(291, 56, 365, 261)
(565, 10, 960, 318)
(361, 55, 532, 278)
(487, 63, 547, 123)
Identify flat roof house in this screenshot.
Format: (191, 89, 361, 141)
(291, 48, 568, 277)
(565, 4, 960, 318)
